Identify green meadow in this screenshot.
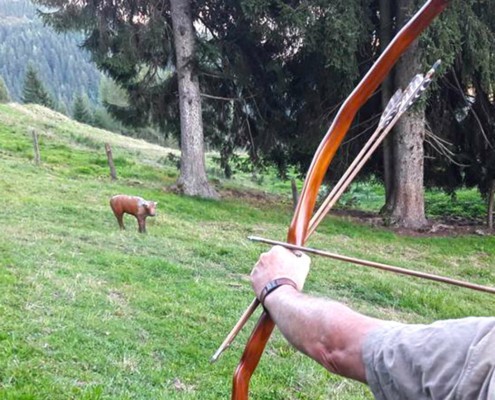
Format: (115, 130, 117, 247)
(0, 103, 494, 399)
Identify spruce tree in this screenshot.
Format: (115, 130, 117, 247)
(72, 94, 93, 124)
(93, 107, 122, 132)
(0, 76, 10, 103)
(34, 0, 218, 198)
(22, 64, 54, 109)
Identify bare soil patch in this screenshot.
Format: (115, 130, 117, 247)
(220, 187, 287, 207)
(331, 209, 492, 237)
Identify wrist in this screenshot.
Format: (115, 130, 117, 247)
(258, 278, 298, 306)
(264, 285, 298, 309)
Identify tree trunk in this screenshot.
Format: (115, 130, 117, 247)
(170, 0, 218, 199)
(390, 108, 427, 228)
(380, 0, 395, 214)
(390, 0, 427, 229)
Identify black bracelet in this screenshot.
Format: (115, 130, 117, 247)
(259, 278, 298, 306)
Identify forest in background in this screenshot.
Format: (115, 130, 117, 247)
(0, 0, 100, 111)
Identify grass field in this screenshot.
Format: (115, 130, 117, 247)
(0, 103, 494, 399)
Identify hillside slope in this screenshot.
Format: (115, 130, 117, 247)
(0, 103, 494, 399)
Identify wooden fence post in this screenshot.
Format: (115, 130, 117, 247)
(488, 179, 495, 230)
(291, 178, 299, 211)
(105, 143, 117, 180)
(31, 129, 41, 165)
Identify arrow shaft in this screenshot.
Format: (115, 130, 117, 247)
(249, 236, 495, 295)
(211, 298, 260, 363)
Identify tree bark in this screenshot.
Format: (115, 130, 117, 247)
(390, 0, 427, 229)
(170, 0, 218, 199)
(380, 0, 395, 214)
(390, 108, 427, 228)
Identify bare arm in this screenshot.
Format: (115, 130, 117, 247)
(251, 246, 385, 383)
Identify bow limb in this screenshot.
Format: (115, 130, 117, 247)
(231, 313, 275, 398)
(288, 0, 450, 244)
(231, 1, 451, 398)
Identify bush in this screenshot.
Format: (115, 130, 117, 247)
(425, 189, 485, 219)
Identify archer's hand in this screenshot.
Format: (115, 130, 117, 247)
(251, 246, 311, 299)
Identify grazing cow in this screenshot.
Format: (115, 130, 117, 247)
(110, 195, 157, 233)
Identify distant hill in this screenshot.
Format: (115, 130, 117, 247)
(0, 0, 101, 111)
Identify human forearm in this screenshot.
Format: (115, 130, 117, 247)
(250, 246, 383, 382)
(264, 285, 383, 382)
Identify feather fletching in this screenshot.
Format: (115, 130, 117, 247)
(378, 88, 403, 130)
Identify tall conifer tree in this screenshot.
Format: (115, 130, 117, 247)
(34, 0, 218, 198)
(22, 64, 54, 109)
(72, 94, 93, 124)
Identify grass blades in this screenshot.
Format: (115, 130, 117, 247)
(0, 103, 494, 399)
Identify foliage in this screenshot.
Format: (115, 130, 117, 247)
(422, 0, 495, 195)
(98, 74, 172, 145)
(196, 0, 376, 177)
(32, 0, 179, 133)
(334, 178, 487, 221)
(336, 177, 385, 211)
(0, 102, 494, 399)
(22, 63, 55, 109)
(98, 74, 130, 109)
(0, 0, 101, 109)
(92, 105, 123, 132)
(72, 94, 93, 125)
(0, 75, 10, 103)
(425, 189, 486, 220)
(72, 93, 93, 124)
(31, 0, 377, 178)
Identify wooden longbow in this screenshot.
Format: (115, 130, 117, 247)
(230, 1, 452, 398)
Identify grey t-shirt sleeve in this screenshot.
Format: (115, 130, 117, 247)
(362, 317, 495, 400)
